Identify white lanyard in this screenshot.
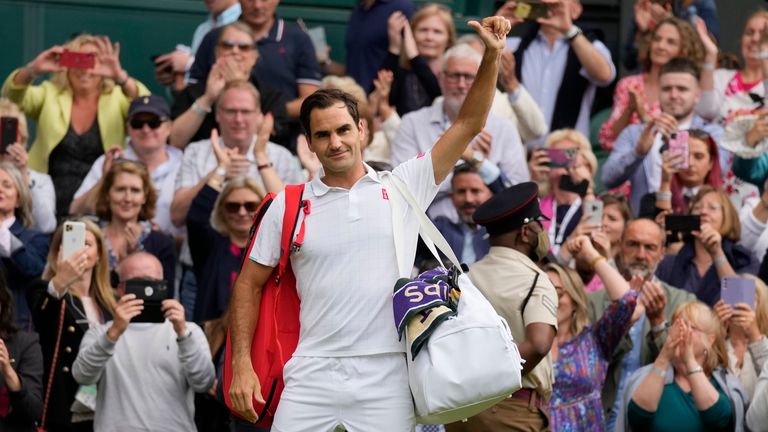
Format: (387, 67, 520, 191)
(549, 197, 581, 254)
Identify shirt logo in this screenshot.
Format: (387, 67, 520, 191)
(382, 188, 389, 200)
(416, 152, 426, 159)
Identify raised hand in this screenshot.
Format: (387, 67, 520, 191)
(732, 302, 762, 342)
(92, 36, 126, 81)
(210, 128, 232, 173)
(471, 130, 493, 158)
(387, 11, 408, 54)
(27, 46, 65, 75)
(499, 50, 520, 92)
(124, 222, 142, 257)
(693, 223, 724, 258)
(51, 248, 91, 293)
(162, 299, 187, 337)
(713, 299, 734, 326)
(634, 0, 652, 32)
(203, 60, 228, 105)
(694, 17, 719, 61)
(538, 0, 572, 34)
(254, 112, 274, 160)
(527, 149, 551, 183)
(107, 294, 144, 342)
(296, 134, 321, 180)
(467, 16, 511, 53)
(640, 280, 667, 326)
(0, 338, 20, 391)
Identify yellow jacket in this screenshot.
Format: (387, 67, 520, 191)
(1, 69, 150, 173)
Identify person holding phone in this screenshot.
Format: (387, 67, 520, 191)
(496, 0, 616, 147)
(1, 34, 149, 219)
(655, 186, 759, 306)
(530, 129, 598, 256)
(713, 275, 768, 399)
(602, 57, 730, 213)
(0, 99, 56, 234)
(72, 252, 214, 432)
(599, 17, 704, 151)
(546, 236, 637, 432)
(0, 163, 49, 329)
(93, 160, 176, 288)
(617, 301, 747, 432)
(655, 128, 724, 214)
(26, 219, 115, 432)
(0, 272, 43, 432)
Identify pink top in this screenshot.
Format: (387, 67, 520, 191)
(599, 74, 662, 151)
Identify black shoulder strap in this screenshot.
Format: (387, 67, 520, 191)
(521, 271, 540, 315)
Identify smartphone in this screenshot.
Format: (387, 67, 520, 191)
(546, 148, 575, 168)
(62, 221, 86, 260)
(668, 130, 690, 170)
(664, 214, 700, 233)
(123, 278, 169, 323)
(59, 50, 95, 70)
(558, 175, 589, 196)
(0, 117, 18, 152)
(584, 200, 603, 226)
(514, 1, 550, 20)
(721, 276, 756, 309)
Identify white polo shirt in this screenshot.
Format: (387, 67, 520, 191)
(249, 153, 439, 357)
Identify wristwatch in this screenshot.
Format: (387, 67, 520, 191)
(470, 150, 485, 167)
(651, 320, 669, 334)
(565, 25, 583, 43)
(215, 166, 226, 177)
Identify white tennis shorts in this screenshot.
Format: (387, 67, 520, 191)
(271, 353, 415, 432)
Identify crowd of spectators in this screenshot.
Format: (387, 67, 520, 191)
(2, 0, 768, 430)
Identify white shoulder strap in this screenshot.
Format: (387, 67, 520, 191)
(383, 172, 462, 272)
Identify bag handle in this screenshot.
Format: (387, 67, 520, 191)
(38, 298, 66, 431)
(384, 173, 462, 273)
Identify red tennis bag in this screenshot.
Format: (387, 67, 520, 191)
(222, 184, 307, 426)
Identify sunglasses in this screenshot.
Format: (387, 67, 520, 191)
(129, 117, 164, 130)
(224, 201, 259, 213)
(218, 40, 255, 51)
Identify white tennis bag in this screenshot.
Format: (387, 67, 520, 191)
(385, 174, 524, 425)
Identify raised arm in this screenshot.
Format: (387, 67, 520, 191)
(431, 16, 510, 184)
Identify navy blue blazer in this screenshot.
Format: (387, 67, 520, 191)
(433, 217, 489, 264)
(1, 220, 50, 329)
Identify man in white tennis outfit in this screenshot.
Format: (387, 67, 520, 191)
(228, 15, 512, 432)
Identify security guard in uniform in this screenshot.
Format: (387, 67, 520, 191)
(446, 182, 558, 432)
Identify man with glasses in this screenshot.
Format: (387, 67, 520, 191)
(189, 0, 321, 127)
(170, 21, 289, 149)
(587, 218, 694, 431)
(70, 95, 182, 235)
(171, 80, 301, 318)
(392, 43, 529, 223)
(602, 57, 727, 212)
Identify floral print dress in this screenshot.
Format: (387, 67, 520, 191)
(549, 290, 638, 432)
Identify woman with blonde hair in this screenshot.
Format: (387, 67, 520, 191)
(187, 175, 264, 323)
(619, 301, 748, 432)
(1, 33, 148, 218)
(656, 186, 760, 306)
(0, 162, 50, 328)
(26, 219, 116, 431)
(94, 160, 176, 287)
(546, 236, 637, 431)
(528, 129, 599, 257)
(713, 275, 768, 398)
(383, 3, 455, 115)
